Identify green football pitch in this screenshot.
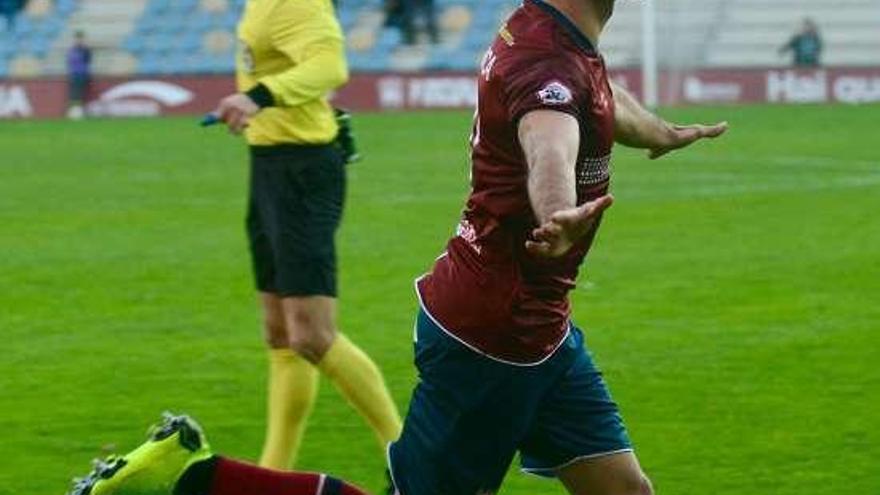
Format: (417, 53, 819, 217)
(1, 105, 878, 495)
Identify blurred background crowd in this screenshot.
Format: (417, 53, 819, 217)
(3, 0, 879, 79)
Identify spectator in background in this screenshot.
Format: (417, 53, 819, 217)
(383, 0, 406, 34)
(385, 0, 438, 45)
(0, 0, 24, 31)
(66, 30, 92, 120)
(779, 18, 822, 67)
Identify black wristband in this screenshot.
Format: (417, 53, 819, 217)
(245, 83, 275, 108)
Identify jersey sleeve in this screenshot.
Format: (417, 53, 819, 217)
(501, 54, 587, 124)
(259, 0, 349, 107)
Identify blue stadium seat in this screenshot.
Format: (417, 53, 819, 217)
(178, 0, 200, 12)
(180, 32, 203, 53)
(27, 37, 53, 57)
(123, 36, 146, 53)
(56, 0, 77, 15)
(190, 55, 215, 73)
(350, 51, 390, 72)
(223, 11, 240, 27)
(0, 0, 74, 72)
(128, 0, 506, 74)
(337, 9, 358, 28)
(12, 16, 34, 36)
(144, 34, 177, 54)
(0, 38, 12, 57)
(138, 55, 163, 74)
(210, 56, 234, 73)
(376, 28, 403, 50)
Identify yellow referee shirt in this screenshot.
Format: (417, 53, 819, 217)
(236, 0, 348, 145)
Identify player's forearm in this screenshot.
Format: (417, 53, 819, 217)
(527, 144, 577, 224)
(611, 81, 675, 149)
(259, 45, 349, 107)
(519, 112, 579, 224)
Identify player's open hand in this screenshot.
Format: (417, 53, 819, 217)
(648, 122, 728, 160)
(214, 93, 261, 135)
(526, 194, 614, 258)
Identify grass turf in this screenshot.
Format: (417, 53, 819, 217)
(0, 105, 878, 495)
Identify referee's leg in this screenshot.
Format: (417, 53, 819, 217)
(252, 145, 401, 469)
(282, 293, 402, 449)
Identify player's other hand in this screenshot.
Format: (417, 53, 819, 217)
(648, 121, 728, 160)
(214, 93, 261, 134)
(526, 194, 614, 258)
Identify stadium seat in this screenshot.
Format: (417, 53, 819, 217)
(4, 0, 878, 77)
(24, 0, 53, 18)
(201, 0, 229, 14)
(439, 5, 472, 35)
(376, 28, 404, 50)
(9, 55, 44, 78)
(202, 30, 235, 55)
(348, 29, 378, 53)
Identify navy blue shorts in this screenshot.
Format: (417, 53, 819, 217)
(388, 309, 632, 495)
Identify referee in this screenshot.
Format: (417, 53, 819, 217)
(211, 0, 402, 471)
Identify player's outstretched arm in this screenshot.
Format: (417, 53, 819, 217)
(611, 81, 728, 159)
(519, 110, 613, 258)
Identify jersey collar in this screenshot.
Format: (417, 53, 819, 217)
(527, 0, 598, 55)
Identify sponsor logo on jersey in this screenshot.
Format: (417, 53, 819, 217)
(456, 218, 482, 254)
(498, 24, 515, 46)
(537, 81, 573, 105)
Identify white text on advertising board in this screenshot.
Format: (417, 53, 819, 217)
(767, 71, 827, 103)
(0, 85, 33, 118)
(684, 76, 742, 103)
(408, 77, 477, 108)
(833, 75, 880, 104)
(377, 76, 477, 109)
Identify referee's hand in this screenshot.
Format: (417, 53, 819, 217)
(214, 93, 260, 134)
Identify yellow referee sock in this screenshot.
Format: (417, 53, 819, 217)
(259, 348, 319, 470)
(318, 334, 403, 449)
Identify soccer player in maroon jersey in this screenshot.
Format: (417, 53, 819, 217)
(388, 0, 727, 494)
(67, 0, 726, 493)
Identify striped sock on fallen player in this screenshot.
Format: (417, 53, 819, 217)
(175, 456, 369, 495)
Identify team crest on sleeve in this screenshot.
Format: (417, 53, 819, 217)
(537, 81, 573, 105)
(239, 42, 255, 74)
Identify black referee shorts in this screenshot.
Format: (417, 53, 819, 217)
(246, 143, 345, 297)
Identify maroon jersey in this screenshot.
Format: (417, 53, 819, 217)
(416, 0, 615, 364)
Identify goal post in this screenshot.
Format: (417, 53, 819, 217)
(640, 0, 659, 108)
